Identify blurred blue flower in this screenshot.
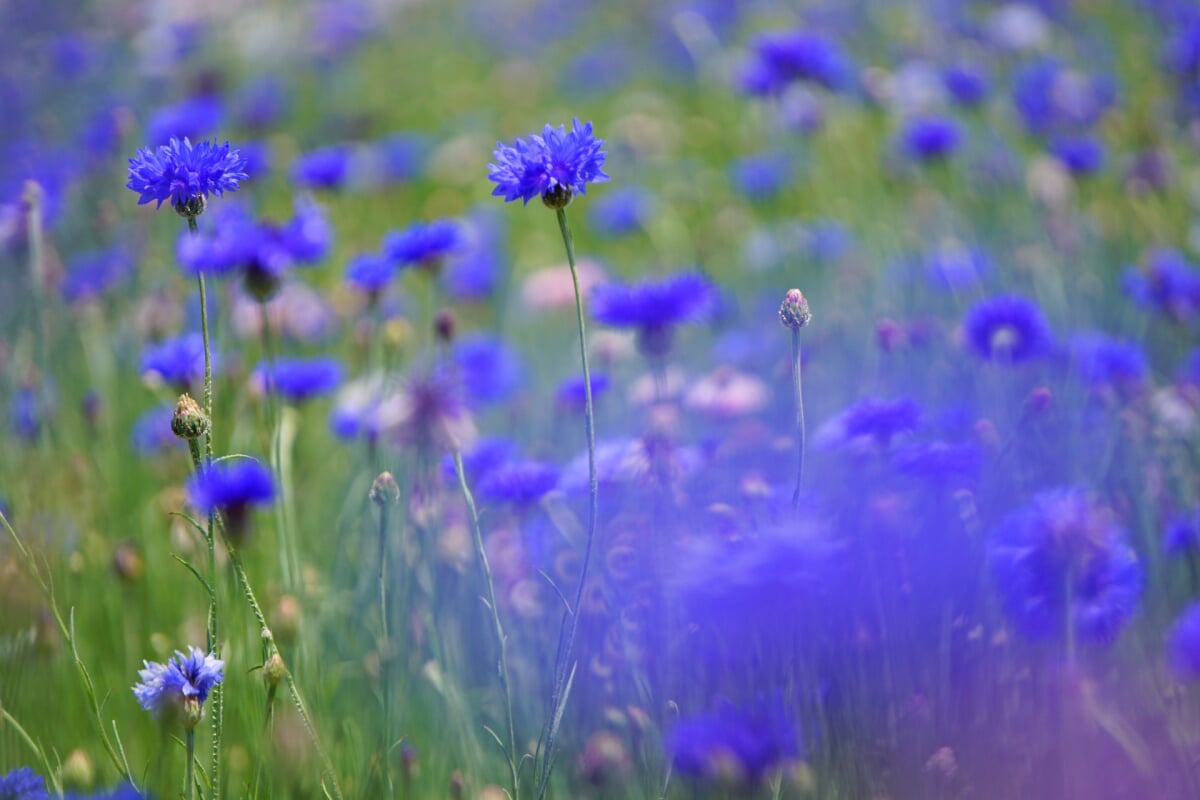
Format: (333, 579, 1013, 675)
(9, 386, 46, 442)
(369, 133, 428, 183)
(489, 119, 609, 205)
(130, 405, 176, 454)
(1011, 58, 1116, 137)
(1164, 509, 1200, 557)
(924, 241, 990, 290)
(291, 144, 351, 190)
(893, 440, 981, 484)
(443, 209, 505, 301)
(254, 357, 343, 403)
(384, 218, 463, 267)
(1169, 601, 1200, 679)
(329, 373, 387, 442)
(591, 272, 717, 330)
(989, 487, 1142, 643)
(278, 196, 332, 263)
(452, 333, 524, 407)
(963, 295, 1053, 362)
(141, 333, 211, 389)
(942, 63, 990, 107)
(234, 76, 290, 131)
(737, 29, 853, 95)
(127, 137, 248, 211)
(133, 646, 225, 721)
(820, 396, 923, 448)
(556, 373, 610, 410)
(345, 252, 394, 294)
(1163, 14, 1200, 76)
(1122, 247, 1200, 321)
(61, 245, 132, 303)
(1049, 135, 1106, 176)
(443, 437, 522, 485)
(900, 115, 964, 162)
(1066, 331, 1147, 390)
(147, 97, 224, 146)
(186, 460, 275, 529)
(0, 766, 48, 800)
(589, 186, 654, 236)
(731, 151, 793, 199)
(668, 697, 801, 784)
(64, 783, 148, 800)
(478, 460, 560, 508)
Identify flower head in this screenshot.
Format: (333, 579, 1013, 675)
(0, 767, 48, 800)
(989, 487, 1143, 644)
(383, 218, 463, 267)
(126, 137, 247, 216)
(737, 29, 853, 95)
(963, 294, 1053, 362)
(477, 460, 560, 508)
(141, 333, 212, 390)
(591, 272, 717, 357)
(668, 697, 801, 785)
(900, 115, 965, 162)
(489, 119, 609, 206)
(345, 252, 395, 294)
(253, 357, 343, 403)
(1168, 602, 1200, 680)
(378, 368, 476, 453)
(186, 459, 275, 539)
(133, 646, 225, 727)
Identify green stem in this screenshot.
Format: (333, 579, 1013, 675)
(259, 301, 300, 595)
(378, 500, 394, 798)
(454, 452, 520, 800)
(186, 728, 196, 800)
(790, 328, 806, 511)
(539, 206, 599, 798)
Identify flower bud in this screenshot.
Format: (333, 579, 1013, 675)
(434, 309, 457, 343)
(779, 288, 812, 330)
(61, 749, 95, 790)
(263, 652, 287, 688)
(182, 695, 204, 729)
(111, 540, 145, 583)
(174, 194, 206, 220)
(541, 185, 574, 209)
(171, 393, 209, 441)
(370, 472, 401, 507)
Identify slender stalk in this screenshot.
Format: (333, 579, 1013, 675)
(23, 182, 48, 399)
(454, 452, 520, 800)
(378, 499, 394, 798)
(185, 728, 196, 800)
(790, 327, 806, 510)
(258, 301, 300, 595)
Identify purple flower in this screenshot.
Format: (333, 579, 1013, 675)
(133, 646, 225, 723)
(900, 115, 964, 162)
(140, 333, 212, 389)
(383, 218, 463, 266)
(477, 460, 560, 508)
(186, 459, 275, 535)
(126, 137, 248, 212)
(963, 294, 1053, 362)
(253, 357, 343, 403)
(378, 368, 476, 453)
(0, 767, 48, 800)
(989, 488, 1142, 644)
(1164, 509, 1200, 557)
(737, 29, 853, 95)
(668, 698, 800, 785)
(1168, 601, 1200, 679)
(489, 118, 609, 206)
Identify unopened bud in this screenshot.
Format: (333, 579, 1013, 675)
(541, 185, 574, 210)
(61, 749, 95, 790)
(174, 194, 206, 220)
(171, 394, 209, 441)
(182, 695, 203, 729)
(263, 653, 287, 687)
(111, 540, 145, 583)
(370, 472, 401, 506)
(448, 770, 465, 799)
(779, 289, 812, 330)
(1023, 386, 1053, 417)
(434, 309, 457, 343)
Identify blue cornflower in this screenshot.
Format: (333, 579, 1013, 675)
(133, 646, 225, 726)
(893, 440, 982, 484)
(1011, 58, 1116, 137)
(130, 405, 177, 454)
(1164, 508, 1200, 556)
(61, 245, 132, 303)
(591, 272, 718, 357)
(1169, 602, 1200, 680)
(1122, 247, 1200, 321)
(825, 396, 923, 448)
(0, 767, 48, 800)
(126, 137, 248, 214)
(64, 783, 148, 800)
(147, 97, 224, 146)
(9, 386, 45, 442)
(943, 63, 990, 107)
(377, 367, 476, 453)
(140, 333, 211, 389)
(489, 118, 610, 206)
(254, 357, 343, 403)
(383, 219, 463, 267)
(589, 186, 654, 236)
(737, 29, 853, 95)
(345, 252, 395, 294)
(442, 437, 522, 485)
(1066, 331, 1148, 390)
(278, 195, 332, 263)
(186, 460, 275, 538)
(963, 294, 1053, 362)
(443, 209, 505, 301)
(291, 144, 352, 190)
(452, 333, 525, 408)
(176, 201, 261, 277)
(989, 487, 1143, 644)
(668, 698, 801, 785)
(478, 460, 560, 508)
(1049, 135, 1106, 176)
(900, 115, 964, 162)
(731, 151, 794, 199)
(556, 373, 610, 410)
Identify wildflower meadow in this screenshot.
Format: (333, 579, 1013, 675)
(4, 1, 1200, 798)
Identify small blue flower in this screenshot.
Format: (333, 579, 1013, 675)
(591, 272, 717, 331)
(130, 405, 177, 454)
(829, 396, 923, 447)
(731, 151, 794, 199)
(452, 333, 525, 408)
(147, 97, 225, 146)
(989, 487, 1143, 644)
(1169, 601, 1200, 680)
(943, 63, 990, 107)
(1011, 58, 1115, 137)
(186, 460, 275, 528)
(924, 241, 990, 290)
(589, 186, 653, 236)
(140, 333, 212, 389)
(278, 196, 332, 264)
(478, 460, 560, 508)
(556, 373, 610, 409)
(489, 118, 609, 205)
(254, 357, 343, 403)
(900, 115, 964, 162)
(126, 137, 248, 211)
(963, 294, 1053, 362)
(1066, 331, 1147, 390)
(345, 252, 395, 294)
(443, 209, 505, 301)
(668, 698, 801, 785)
(133, 646, 225, 723)
(737, 29, 853, 95)
(1164, 509, 1200, 557)
(61, 245, 132, 303)
(0, 767, 48, 800)
(64, 782, 148, 800)
(383, 219, 463, 266)
(893, 440, 981, 484)
(291, 144, 352, 190)
(1049, 135, 1106, 176)
(1122, 247, 1200, 321)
